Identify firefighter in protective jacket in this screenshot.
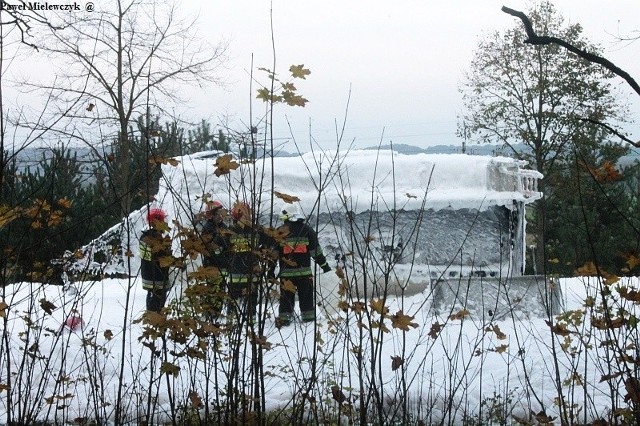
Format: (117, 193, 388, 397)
(139, 208, 173, 312)
(223, 201, 276, 321)
(276, 202, 331, 326)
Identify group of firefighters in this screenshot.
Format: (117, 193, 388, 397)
(138, 199, 332, 327)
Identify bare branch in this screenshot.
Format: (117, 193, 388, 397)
(502, 6, 640, 97)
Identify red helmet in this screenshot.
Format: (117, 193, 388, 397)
(230, 202, 251, 221)
(206, 200, 224, 213)
(147, 207, 167, 223)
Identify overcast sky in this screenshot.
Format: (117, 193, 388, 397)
(178, 0, 640, 151)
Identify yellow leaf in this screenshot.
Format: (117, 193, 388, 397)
(214, 154, 239, 177)
(289, 64, 311, 79)
(280, 279, 297, 293)
(281, 90, 308, 107)
(56, 198, 72, 209)
(352, 301, 366, 314)
(391, 310, 418, 331)
(369, 299, 388, 316)
(625, 254, 640, 270)
(0, 205, 20, 228)
(575, 262, 598, 276)
(337, 300, 349, 312)
(494, 344, 509, 354)
(160, 361, 181, 377)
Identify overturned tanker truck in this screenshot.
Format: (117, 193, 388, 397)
(75, 148, 561, 319)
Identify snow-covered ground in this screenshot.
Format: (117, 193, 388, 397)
(0, 274, 635, 424)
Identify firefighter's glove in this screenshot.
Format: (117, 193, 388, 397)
(321, 263, 332, 273)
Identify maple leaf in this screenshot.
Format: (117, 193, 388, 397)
(187, 266, 221, 281)
(57, 198, 72, 209)
(625, 377, 640, 404)
(352, 301, 366, 314)
(280, 279, 297, 293)
(256, 87, 271, 102)
(493, 344, 509, 353)
(428, 321, 443, 339)
(391, 355, 404, 371)
(449, 309, 470, 321)
(0, 205, 20, 228)
(160, 361, 181, 377)
(40, 299, 57, 315)
(593, 160, 623, 183)
(214, 154, 239, 177)
(391, 310, 418, 331)
(189, 390, 203, 408)
(619, 286, 640, 302)
(274, 191, 300, 203)
(369, 298, 389, 316)
(575, 262, 598, 276)
(625, 254, 640, 270)
(371, 320, 390, 333)
(289, 64, 311, 79)
(148, 155, 179, 166)
(331, 385, 347, 404)
(490, 324, 507, 340)
(337, 300, 350, 312)
(281, 90, 308, 107)
(545, 320, 570, 336)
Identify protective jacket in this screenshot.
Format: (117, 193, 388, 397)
(224, 224, 276, 286)
(139, 228, 171, 290)
(201, 219, 227, 271)
(277, 220, 329, 278)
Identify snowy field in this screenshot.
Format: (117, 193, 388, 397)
(0, 274, 634, 424)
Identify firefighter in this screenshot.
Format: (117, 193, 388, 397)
(139, 207, 173, 312)
(223, 201, 276, 323)
(276, 202, 331, 326)
(199, 200, 228, 320)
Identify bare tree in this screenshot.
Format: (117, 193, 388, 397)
(22, 0, 228, 215)
(502, 5, 640, 147)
